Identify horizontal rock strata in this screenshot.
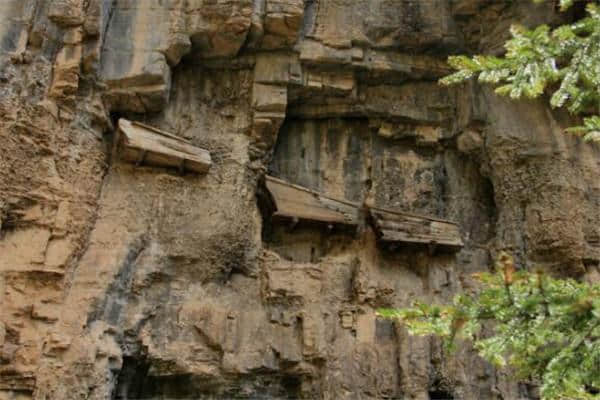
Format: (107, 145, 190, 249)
(0, 0, 598, 399)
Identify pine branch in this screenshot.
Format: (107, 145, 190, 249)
(440, 1, 600, 141)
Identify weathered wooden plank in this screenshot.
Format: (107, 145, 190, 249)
(370, 206, 457, 225)
(130, 120, 192, 143)
(265, 175, 360, 226)
(373, 218, 457, 235)
(370, 207, 463, 249)
(117, 119, 212, 173)
(379, 229, 463, 247)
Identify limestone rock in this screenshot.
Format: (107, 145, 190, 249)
(457, 128, 484, 154)
(252, 83, 288, 113)
(262, 0, 304, 49)
(0, 0, 591, 399)
(49, 44, 82, 98)
(0, 0, 37, 56)
(187, 0, 253, 58)
(48, 0, 85, 27)
(263, 255, 322, 302)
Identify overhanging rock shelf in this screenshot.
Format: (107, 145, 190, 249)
(262, 175, 463, 252)
(114, 119, 212, 173)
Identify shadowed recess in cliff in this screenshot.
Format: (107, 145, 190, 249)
(113, 355, 151, 399)
(269, 117, 450, 215)
(264, 116, 468, 259)
(429, 389, 454, 400)
(114, 358, 302, 400)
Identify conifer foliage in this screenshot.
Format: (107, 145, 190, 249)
(377, 253, 600, 399)
(441, 0, 600, 141)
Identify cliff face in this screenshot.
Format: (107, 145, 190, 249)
(1, 1, 599, 399)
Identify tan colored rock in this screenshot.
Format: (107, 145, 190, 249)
(301, 308, 326, 360)
(378, 121, 395, 139)
(82, 0, 102, 37)
(48, 0, 85, 27)
(187, 0, 253, 58)
(252, 83, 287, 113)
(44, 238, 74, 270)
(457, 129, 484, 154)
(0, 0, 589, 398)
(49, 44, 82, 98)
(262, 0, 304, 48)
(270, 322, 303, 363)
(313, 0, 461, 50)
(322, 72, 355, 92)
(53, 201, 70, 233)
(0, 322, 5, 348)
(63, 27, 84, 45)
(340, 310, 353, 329)
(355, 310, 376, 344)
(0, 228, 51, 270)
(254, 53, 295, 84)
(264, 258, 322, 301)
(99, 1, 177, 111)
(183, 303, 229, 351)
(415, 126, 443, 146)
(31, 303, 59, 323)
(299, 40, 354, 65)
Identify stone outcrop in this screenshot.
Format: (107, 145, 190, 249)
(1, 0, 598, 399)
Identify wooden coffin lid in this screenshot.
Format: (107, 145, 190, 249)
(264, 175, 360, 226)
(369, 206, 463, 249)
(117, 119, 212, 173)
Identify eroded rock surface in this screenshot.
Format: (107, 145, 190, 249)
(1, 0, 598, 399)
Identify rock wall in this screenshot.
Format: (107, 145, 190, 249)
(1, 0, 599, 399)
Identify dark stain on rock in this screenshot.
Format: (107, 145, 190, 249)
(86, 236, 147, 327)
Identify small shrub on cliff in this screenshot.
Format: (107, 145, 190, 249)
(441, 0, 600, 141)
(378, 253, 600, 400)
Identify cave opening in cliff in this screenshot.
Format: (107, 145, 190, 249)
(114, 363, 304, 399)
(114, 356, 151, 399)
(280, 375, 302, 397)
(428, 379, 455, 400)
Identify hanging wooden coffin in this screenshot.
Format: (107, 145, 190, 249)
(263, 175, 360, 227)
(115, 119, 212, 173)
(369, 206, 463, 251)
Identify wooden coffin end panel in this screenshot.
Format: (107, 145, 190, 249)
(264, 176, 360, 227)
(117, 119, 212, 173)
(370, 208, 463, 251)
